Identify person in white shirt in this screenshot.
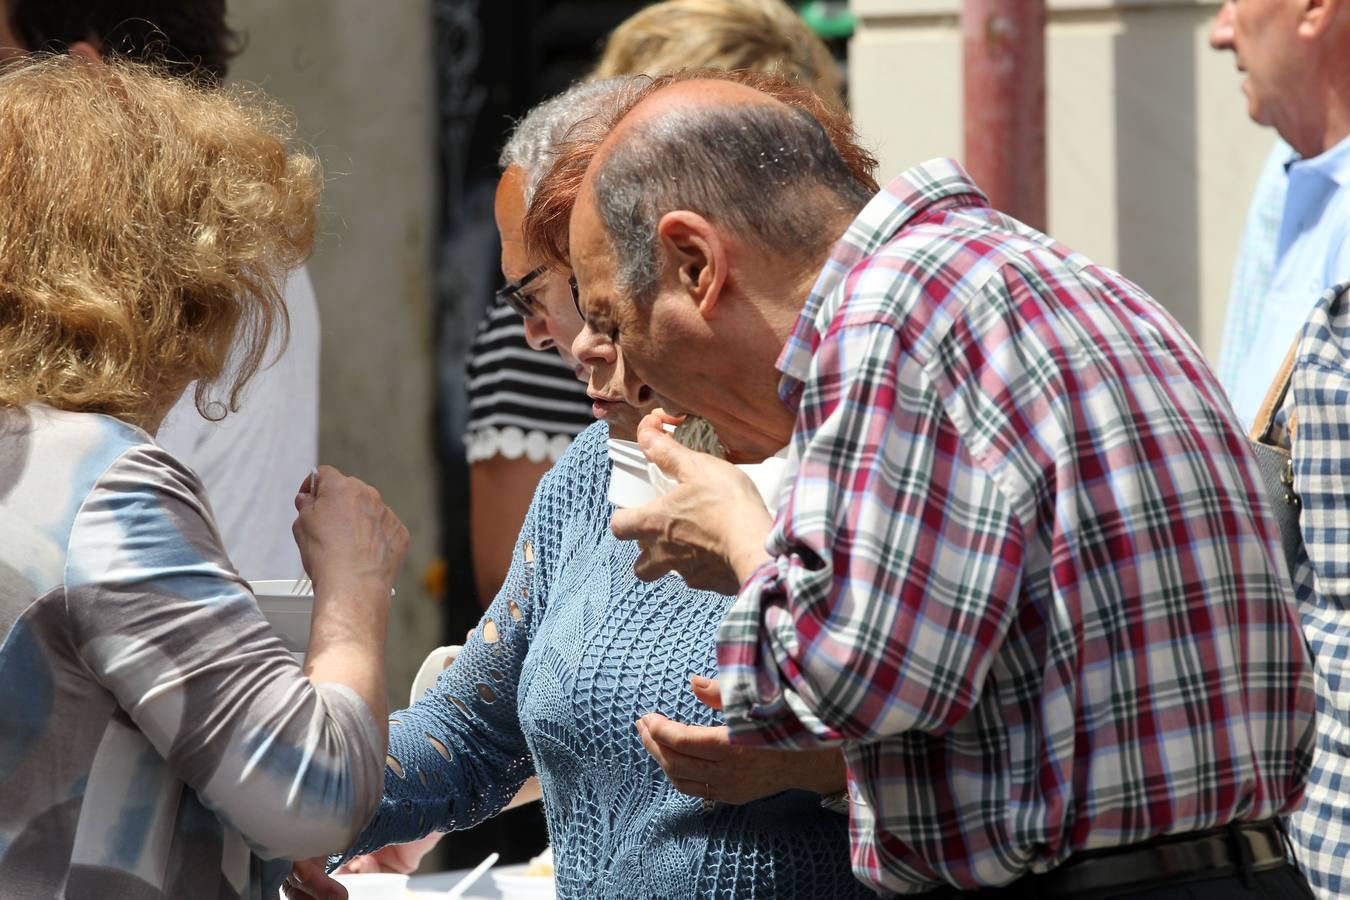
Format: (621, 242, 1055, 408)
(158, 268, 320, 579)
(0, 0, 322, 579)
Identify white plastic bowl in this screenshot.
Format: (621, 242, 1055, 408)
(409, 645, 461, 705)
(491, 863, 557, 900)
(331, 872, 409, 900)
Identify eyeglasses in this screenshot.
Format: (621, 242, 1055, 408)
(497, 265, 548, 318)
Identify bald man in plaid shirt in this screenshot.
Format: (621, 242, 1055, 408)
(553, 76, 1320, 899)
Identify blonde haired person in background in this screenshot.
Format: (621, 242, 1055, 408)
(592, 0, 842, 101)
(0, 57, 408, 899)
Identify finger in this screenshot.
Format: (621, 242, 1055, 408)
(611, 506, 659, 544)
(290, 857, 341, 893)
(631, 547, 672, 583)
(637, 719, 727, 784)
(294, 466, 325, 511)
(635, 719, 674, 772)
(281, 873, 325, 900)
(636, 415, 698, 482)
(669, 776, 716, 799)
(646, 408, 686, 429)
(296, 866, 347, 900)
(294, 485, 316, 512)
(690, 674, 723, 711)
(640, 713, 731, 762)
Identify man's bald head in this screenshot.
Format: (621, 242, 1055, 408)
(599, 77, 785, 146)
(584, 77, 874, 304)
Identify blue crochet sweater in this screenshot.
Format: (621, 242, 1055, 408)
(345, 422, 869, 898)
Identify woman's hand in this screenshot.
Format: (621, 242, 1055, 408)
(294, 465, 410, 596)
(610, 412, 773, 594)
(338, 831, 445, 875)
(635, 677, 846, 805)
(293, 465, 410, 740)
(281, 858, 346, 900)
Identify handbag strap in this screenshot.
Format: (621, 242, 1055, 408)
(1249, 339, 1301, 447)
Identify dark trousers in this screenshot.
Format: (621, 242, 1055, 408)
(918, 864, 1314, 900)
(916, 821, 1316, 900)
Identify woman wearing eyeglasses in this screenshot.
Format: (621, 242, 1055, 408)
(460, 85, 613, 614)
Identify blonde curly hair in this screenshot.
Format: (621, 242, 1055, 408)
(0, 56, 321, 431)
(591, 0, 842, 106)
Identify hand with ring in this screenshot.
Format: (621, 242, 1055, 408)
(636, 675, 847, 807)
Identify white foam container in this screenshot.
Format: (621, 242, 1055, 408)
(331, 872, 409, 900)
(248, 579, 313, 654)
(491, 863, 556, 900)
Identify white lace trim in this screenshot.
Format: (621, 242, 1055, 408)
(465, 425, 574, 463)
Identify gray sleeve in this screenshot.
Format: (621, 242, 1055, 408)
(62, 444, 384, 860)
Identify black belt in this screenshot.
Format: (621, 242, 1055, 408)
(931, 820, 1292, 900)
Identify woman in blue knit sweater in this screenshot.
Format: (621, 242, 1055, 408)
(336, 416, 868, 898)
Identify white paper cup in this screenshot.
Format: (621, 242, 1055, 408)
(606, 439, 791, 512)
(607, 439, 664, 508)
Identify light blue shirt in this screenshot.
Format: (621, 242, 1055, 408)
(1228, 135, 1350, 428)
(1217, 140, 1290, 400)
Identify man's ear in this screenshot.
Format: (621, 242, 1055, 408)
(1299, 0, 1333, 39)
(655, 210, 727, 319)
(67, 40, 102, 63)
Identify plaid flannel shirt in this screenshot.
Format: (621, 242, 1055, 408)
(1282, 282, 1350, 899)
(717, 159, 1316, 896)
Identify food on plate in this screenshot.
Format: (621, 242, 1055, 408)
(524, 846, 554, 877)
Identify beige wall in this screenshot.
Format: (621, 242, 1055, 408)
(850, 0, 1274, 362)
(228, 0, 440, 708)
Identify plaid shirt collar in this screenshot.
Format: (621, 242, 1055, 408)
(776, 157, 989, 408)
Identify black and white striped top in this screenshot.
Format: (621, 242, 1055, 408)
(464, 293, 593, 463)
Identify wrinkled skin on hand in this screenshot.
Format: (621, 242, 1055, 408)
(611, 411, 773, 595)
(636, 676, 846, 805)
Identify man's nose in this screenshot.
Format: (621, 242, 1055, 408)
(522, 316, 555, 351)
(571, 324, 610, 366)
(1208, 1, 1235, 51)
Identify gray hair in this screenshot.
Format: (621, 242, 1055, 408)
(592, 101, 873, 304)
(499, 78, 629, 205)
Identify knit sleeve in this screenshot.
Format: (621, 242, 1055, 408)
(339, 424, 607, 859)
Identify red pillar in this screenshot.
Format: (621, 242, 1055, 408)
(961, 0, 1047, 232)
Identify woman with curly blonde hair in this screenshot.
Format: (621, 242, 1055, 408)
(0, 57, 408, 899)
